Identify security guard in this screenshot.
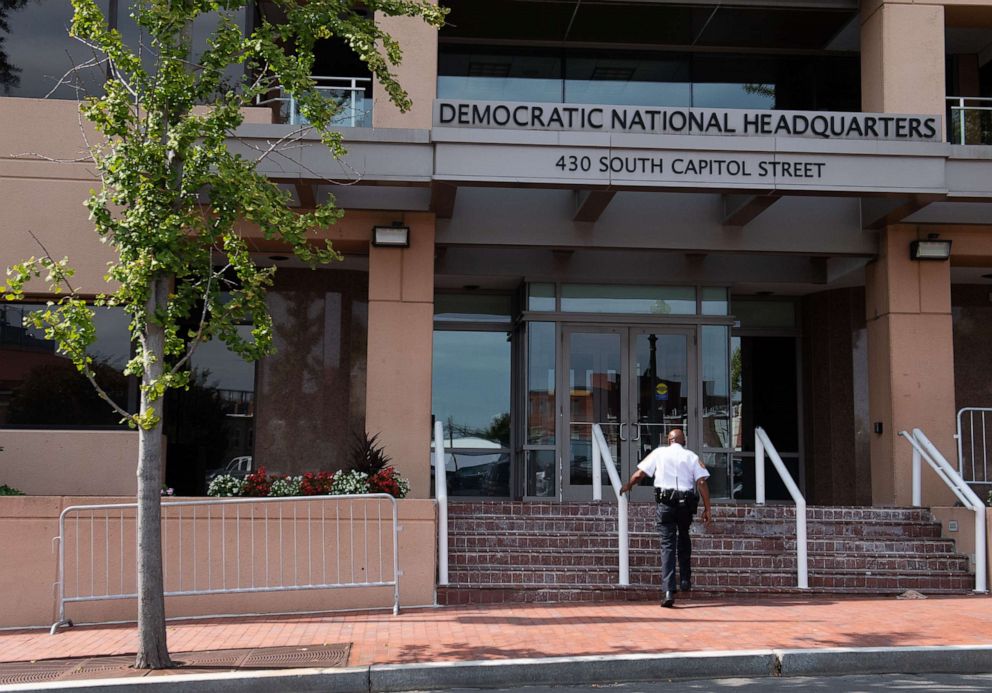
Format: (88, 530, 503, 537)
(620, 428, 712, 608)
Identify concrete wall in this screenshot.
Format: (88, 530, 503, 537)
(365, 214, 435, 498)
(931, 505, 992, 591)
(0, 496, 437, 629)
(0, 430, 141, 496)
(372, 11, 438, 129)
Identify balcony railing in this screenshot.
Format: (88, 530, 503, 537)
(947, 96, 992, 145)
(257, 76, 372, 127)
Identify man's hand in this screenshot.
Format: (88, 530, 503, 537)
(621, 470, 646, 495)
(701, 507, 712, 523)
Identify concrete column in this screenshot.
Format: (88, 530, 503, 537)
(372, 11, 438, 129)
(865, 226, 956, 506)
(365, 214, 435, 497)
(861, 1, 945, 120)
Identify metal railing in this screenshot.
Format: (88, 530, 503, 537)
(433, 420, 449, 587)
(947, 96, 992, 145)
(899, 428, 988, 594)
(955, 407, 992, 487)
(591, 423, 630, 586)
(755, 426, 808, 589)
(256, 76, 372, 127)
(51, 494, 400, 633)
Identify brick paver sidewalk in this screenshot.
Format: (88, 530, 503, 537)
(1, 595, 989, 671)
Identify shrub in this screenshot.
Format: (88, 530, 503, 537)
(331, 469, 370, 495)
(0, 484, 25, 496)
(242, 466, 272, 497)
(300, 471, 335, 495)
(369, 466, 410, 499)
(207, 475, 244, 497)
(269, 476, 303, 497)
(349, 432, 391, 476)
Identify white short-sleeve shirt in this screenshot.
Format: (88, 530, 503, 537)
(637, 442, 709, 491)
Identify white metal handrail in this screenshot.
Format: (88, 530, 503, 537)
(256, 75, 372, 127)
(433, 420, 449, 586)
(591, 423, 630, 586)
(946, 96, 992, 145)
(755, 426, 808, 589)
(50, 494, 400, 634)
(955, 407, 992, 485)
(899, 428, 988, 594)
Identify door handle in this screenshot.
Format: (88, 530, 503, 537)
(618, 423, 627, 441)
(631, 423, 641, 441)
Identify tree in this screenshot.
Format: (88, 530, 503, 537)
(1, 0, 445, 669)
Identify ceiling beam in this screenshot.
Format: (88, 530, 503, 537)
(431, 182, 458, 219)
(574, 190, 616, 223)
(863, 194, 943, 230)
(295, 182, 316, 209)
(722, 193, 781, 227)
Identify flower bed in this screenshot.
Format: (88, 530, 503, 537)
(208, 466, 410, 499)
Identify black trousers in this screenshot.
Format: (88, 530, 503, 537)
(656, 502, 694, 592)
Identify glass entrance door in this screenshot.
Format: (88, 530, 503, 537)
(561, 326, 694, 502)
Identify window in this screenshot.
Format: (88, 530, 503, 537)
(0, 303, 133, 427)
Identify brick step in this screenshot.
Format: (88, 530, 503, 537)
(447, 502, 940, 524)
(450, 533, 956, 555)
(436, 581, 975, 606)
(448, 564, 972, 584)
(448, 518, 943, 538)
(450, 551, 970, 573)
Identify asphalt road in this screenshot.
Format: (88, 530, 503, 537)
(432, 673, 992, 692)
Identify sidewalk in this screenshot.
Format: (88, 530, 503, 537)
(0, 594, 990, 688)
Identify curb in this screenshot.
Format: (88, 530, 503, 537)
(1, 645, 990, 692)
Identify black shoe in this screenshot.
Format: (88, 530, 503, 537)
(680, 580, 692, 592)
(661, 591, 676, 608)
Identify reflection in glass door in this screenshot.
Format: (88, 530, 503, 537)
(561, 326, 693, 502)
(629, 330, 691, 493)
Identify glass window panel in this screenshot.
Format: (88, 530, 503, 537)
(561, 284, 696, 314)
(526, 322, 555, 445)
(432, 330, 511, 447)
(565, 54, 690, 107)
(440, 449, 510, 497)
(701, 287, 728, 316)
(525, 449, 555, 497)
(702, 451, 731, 500)
(0, 303, 131, 426)
(435, 293, 512, 323)
(437, 50, 562, 103)
(701, 325, 731, 449)
(527, 283, 555, 312)
(1, 0, 110, 99)
(733, 299, 796, 328)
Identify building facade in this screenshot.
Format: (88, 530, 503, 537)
(3, 0, 992, 513)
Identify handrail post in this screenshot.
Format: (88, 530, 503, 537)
(755, 429, 766, 505)
(433, 421, 448, 587)
(755, 427, 807, 589)
(960, 97, 966, 145)
(901, 428, 988, 594)
(592, 427, 602, 502)
(912, 447, 922, 507)
(592, 424, 629, 586)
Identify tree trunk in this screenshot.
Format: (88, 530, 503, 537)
(134, 275, 173, 669)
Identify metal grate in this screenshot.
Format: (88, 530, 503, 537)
(0, 644, 351, 685)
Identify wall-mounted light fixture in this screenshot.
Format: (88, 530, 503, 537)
(372, 223, 410, 248)
(910, 234, 951, 261)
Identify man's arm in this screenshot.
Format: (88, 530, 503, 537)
(696, 477, 712, 522)
(620, 469, 647, 495)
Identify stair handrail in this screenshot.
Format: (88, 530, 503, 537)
(898, 428, 988, 594)
(433, 420, 449, 586)
(591, 423, 630, 586)
(755, 426, 809, 589)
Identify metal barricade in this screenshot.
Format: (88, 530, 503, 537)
(956, 407, 992, 486)
(51, 494, 399, 633)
